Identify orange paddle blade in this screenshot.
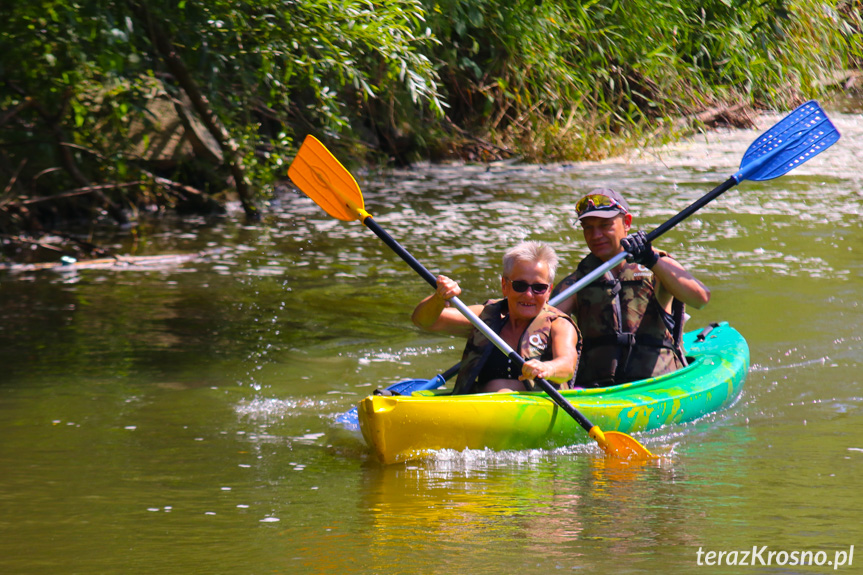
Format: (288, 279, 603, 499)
(589, 426, 657, 460)
(288, 135, 368, 222)
(602, 431, 657, 460)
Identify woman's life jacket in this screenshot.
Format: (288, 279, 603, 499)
(552, 253, 687, 387)
(453, 299, 580, 394)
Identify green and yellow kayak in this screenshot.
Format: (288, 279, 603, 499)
(358, 322, 749, 464)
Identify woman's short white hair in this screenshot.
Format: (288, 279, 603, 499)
(502, 241, 559, 283)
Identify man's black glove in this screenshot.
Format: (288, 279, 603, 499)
(621, 231, 659, 269)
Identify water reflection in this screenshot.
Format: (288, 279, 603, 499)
(357, 451, 710, 571)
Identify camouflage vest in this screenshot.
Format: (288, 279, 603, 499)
(553, 253, 686, 387)
(453, 299, 579, 394)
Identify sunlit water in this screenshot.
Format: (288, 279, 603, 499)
(1, 107, 862, 574)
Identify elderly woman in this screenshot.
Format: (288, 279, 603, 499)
(412, 241, 580, 394)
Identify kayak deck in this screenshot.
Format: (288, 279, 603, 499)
(357, 322, 749, 464)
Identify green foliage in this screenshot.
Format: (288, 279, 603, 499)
(0, 0, 443, 228)
(420, 0, 862, 160)
(134, 0, 444, 133)
(0, 0, 861, 237)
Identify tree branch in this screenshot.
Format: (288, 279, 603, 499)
(129, 1, 259, 220)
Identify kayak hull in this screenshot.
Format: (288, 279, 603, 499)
(358, 322, 749, 464)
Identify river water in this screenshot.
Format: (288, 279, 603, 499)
(1, 105, 861, 574)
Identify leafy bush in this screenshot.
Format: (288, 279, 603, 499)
(420, 0, 863, 160)
(0, 0, 444, 226)
(0, 0, 860, 238)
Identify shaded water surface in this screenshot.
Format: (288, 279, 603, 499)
(1, 109, 862, 574)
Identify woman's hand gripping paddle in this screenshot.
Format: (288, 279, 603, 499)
(288, 135, 655, 460)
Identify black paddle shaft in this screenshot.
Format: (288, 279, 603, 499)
(646, 177, 736, 242)
(363, 216, 439, 289)
(362, 215, 598, 434)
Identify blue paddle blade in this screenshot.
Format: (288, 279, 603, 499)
(334, 408, 362, 430)
(334, 374, 446, 429)
(734, 100, 840, 183)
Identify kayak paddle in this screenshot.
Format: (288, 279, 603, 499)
(376, 99, 841, 393)
(288, 134, 654, 460)
(552, 100, 840, 302)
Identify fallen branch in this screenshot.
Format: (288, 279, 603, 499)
(0, 250, 220, 273)
(1, 158, 27, 202)
(21, 181, 145, 205)
(138, 168, 206, 197)
(1, 234, 66, 254)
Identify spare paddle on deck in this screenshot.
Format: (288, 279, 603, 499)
(288, 135, 654, 460)
(334, 364, 459, 429)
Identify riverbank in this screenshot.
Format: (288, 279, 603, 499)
(1, 91, 858, 269)
(3, 0, 860, 246)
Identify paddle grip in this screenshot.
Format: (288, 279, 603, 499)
(487, 348, 596, 434)
(440, 363, 461, 381)
(529, 369, 596, 433)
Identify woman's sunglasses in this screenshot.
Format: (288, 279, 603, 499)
(506, 278, 550, 294)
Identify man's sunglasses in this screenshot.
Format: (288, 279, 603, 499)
(506, 278, 550, 294)
(575, 194, 627, 217)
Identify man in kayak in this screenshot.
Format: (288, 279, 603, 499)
(412, 241, 581, 394)
(552, 188, 711, 387)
